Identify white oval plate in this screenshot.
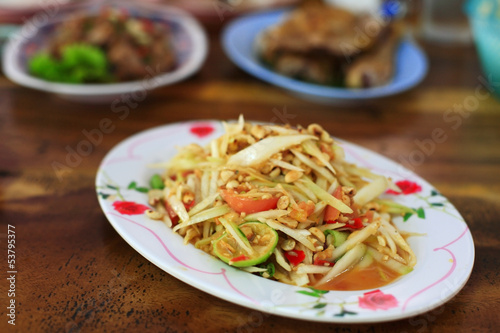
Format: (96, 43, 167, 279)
(95, 120, 474, 323)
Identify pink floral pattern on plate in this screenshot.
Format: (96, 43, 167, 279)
(386, 180, 423, 195)
(112, 201, 150, 215)
(358, 290, 399, 311)
(189, 124, 215, 138)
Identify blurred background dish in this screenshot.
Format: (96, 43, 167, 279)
(25, 6, 179, 84)
(2, 0, 207, 102)
(222, 8, 428, 104)
(0, 0, 80, 55)
(0, 24, 17, 54)
(0, 0, 75, 9)
(153, 0, 300, 22)
(420, 0, 472, 44)
(0, 0, 81, 24)
(256, 2, 404, 89)
(465, 0, 500, 98)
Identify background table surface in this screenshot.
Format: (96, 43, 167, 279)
(1, 15, 499, 333)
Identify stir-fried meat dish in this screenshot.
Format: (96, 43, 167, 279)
(46, 7, 177, 82)
(258, 2, 402, 88)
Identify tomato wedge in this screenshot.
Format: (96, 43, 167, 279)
(220, 189, 279, 214)
(324, 186, 342, 222)
(164, 199, 195, 226)
(289, 201, 315, 222)
(164, 200, 179, 225)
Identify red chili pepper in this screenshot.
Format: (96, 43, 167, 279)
(184, 200, 195, 212)
(164, 201, 179, 226)
(347, 217, 364, 229)
(284, 250, 306, 266)
(230, 255, 249, 263)
(313, 259, 334, 267)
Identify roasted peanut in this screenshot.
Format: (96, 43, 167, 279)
(145, 209, 164, 220)
(309, 227, 325, 243)
(281, 239, 296, 251)
(365, 202, 380, 211)
(283, 152, 294, 162)
(277, 195, 290, 210)
(277, 217, 298, 229)
(342, 186, 356, 196)
(148, 189, 163, 206)
(182, 191, 195, 204)
(226, 180, 239, 189)
(307, 123, 333, 143)
(284, 170, 303, 183)
(260, 163, 274, 174)
(337, 215, 349, 223)
(250, 124, 268, 140)
(308, 236, 324, 251)
(313, 245, 334, 262)
(269, 167, 281, 179)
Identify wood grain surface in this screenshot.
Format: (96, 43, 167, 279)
(1, 14, 499, 333)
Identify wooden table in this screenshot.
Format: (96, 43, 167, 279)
(1, 18, 499, 333)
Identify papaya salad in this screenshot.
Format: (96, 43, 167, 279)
(145, 116, 416, 290)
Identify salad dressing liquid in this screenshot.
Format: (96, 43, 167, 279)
(317, 261, 401, 291)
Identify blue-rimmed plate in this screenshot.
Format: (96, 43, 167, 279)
(222, 9, 428, 104)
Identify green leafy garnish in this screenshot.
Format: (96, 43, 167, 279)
(150, 174, 165, 190)
(29, 44, 114, 83)
(258, 262, 275, 278)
